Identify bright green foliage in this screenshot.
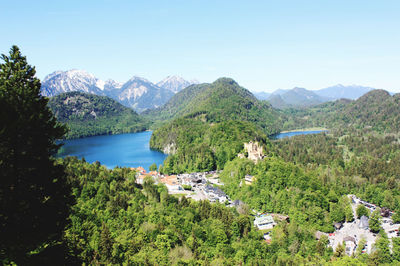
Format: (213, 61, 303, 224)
(151, 118, 269, 173)
(370, 232, 391, 264)
(220, 157, 334, 231)
(61, 157, 274, 264)
(281, 90, 400, 133)
(369, 209, 382, 233)
(355, 237, 366, 258)
(49, 91, 147, 139)
(0, 46, 72, 264)
(356, 205, 370, 219)
(392, 237, 400, 262)
(330, 202, 345, 223)
(148, 78, 283, 173)
(344, 203, 354, 222)
(392, 212, 400, 224)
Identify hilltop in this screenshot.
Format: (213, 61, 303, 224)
(48, 91, 147, 139)
(283, 89, 400, 133)
(148, 78, 282, 173)
(145, 78, 282, 134)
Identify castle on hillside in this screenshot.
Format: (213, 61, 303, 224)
(238, 141, 265, 163)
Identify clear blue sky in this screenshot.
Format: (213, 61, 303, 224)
(2, 0, 400, 92)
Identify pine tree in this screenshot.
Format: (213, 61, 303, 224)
(369, 209, 382, 233)
(0, 46, 71, 263)
(100, 222, 114, 263)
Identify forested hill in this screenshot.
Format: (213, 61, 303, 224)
(283, 89, 400, 133)
(48, 91, 147, 139)
(149, 78, 282, 173)
(144, 78, 282, 134)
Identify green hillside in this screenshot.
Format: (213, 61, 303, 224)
(148, 78, 282, 173)
(48, 91, 147, 139)
(282, 90, 400, 133)
(145, 78, 282, 135)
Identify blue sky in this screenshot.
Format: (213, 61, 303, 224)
(2, 0, 400, 92)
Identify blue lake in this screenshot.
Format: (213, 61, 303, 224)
(272, 130, 328, 139)
(57, 131, 167, 170)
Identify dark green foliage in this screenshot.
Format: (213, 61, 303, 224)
(0, 46, 72, 263)
(48, 91, 147, 139)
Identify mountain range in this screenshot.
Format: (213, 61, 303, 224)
(254, 84, 380, 109)
(41, 70, 197, 113)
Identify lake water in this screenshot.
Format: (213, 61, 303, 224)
(272, 130, 328, 139)
(57, 131, 167, 170)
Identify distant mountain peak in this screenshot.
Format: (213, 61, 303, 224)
(315, 84, 376, 100)
(127, 76, 151, 83)
(41, 69, 198, 112)
(157, 75, 195, 93)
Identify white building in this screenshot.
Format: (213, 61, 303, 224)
(254, 214, 276, 230)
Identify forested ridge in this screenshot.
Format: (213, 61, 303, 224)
(282, 89, 400, 133)
(148, 78, 282, 173)
(48, 91, 147, 139)
(145, 77, 282, 133)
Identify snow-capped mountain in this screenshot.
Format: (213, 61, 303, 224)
(156, 75, 195, 93)
(41, 70, 192, 112)
(41, 70, 106, 97)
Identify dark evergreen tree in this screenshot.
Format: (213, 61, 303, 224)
(0, 46, 71, 263)
(100, 222, 114, 263)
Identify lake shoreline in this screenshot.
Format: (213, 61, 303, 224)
(279, 127, 328, 134)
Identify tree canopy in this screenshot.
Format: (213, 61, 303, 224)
(0, 46, 72, 263)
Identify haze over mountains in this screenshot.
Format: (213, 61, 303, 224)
(41, 70, 197, 113)
(254, 84, 380, 108)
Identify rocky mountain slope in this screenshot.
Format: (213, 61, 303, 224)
(41, 70, 195, 112)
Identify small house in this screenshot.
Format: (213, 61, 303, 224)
(254, 214, 276, 230)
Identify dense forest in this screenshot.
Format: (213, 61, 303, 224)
(281, 90, 400, 133)
(48, 91, 147, 139)
(148, 78, 282, 173)
(145, 78, 282, 134)
(150, 118, 269, 173)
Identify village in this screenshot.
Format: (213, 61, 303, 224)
(133, 140, 400, 256)
(321, 195, 400, 255)
(133, 166, 230, 203)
